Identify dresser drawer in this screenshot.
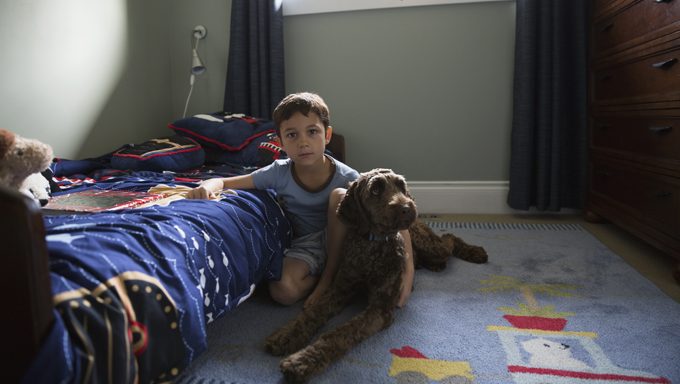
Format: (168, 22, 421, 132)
(591, 115, 680, 163)
(593, 0, 680, 55)
(593, 0, 623, 18)
(591, 157, 680, 237)
(593, 44, 680, 104)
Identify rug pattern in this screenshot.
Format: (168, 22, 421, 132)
(177, 223, 680, 384)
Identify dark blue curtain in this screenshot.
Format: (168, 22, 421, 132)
(507, 0, 589, 211)
(223, 0, 285, 119)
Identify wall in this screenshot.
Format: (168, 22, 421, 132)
(283, 1, 516, 181)
(0, 0, 232, 159)
(167, 0, 231, 120)
(0, 0, 176, 159)
(1, 0, 515, 186)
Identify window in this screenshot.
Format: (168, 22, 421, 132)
(283, 0, 512, 16)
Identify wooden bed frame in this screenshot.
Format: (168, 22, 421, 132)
(6, 133, 346, 381)
(2, 184, 54, 383)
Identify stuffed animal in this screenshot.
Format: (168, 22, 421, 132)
(21, 171, 53, 206)
(0, 128, 54, 205)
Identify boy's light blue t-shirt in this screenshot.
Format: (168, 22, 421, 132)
(251, 157, 359, 237)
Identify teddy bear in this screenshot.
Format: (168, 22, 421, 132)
(0, 128, 54, 206)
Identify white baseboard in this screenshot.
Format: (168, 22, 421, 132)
(409, 181, 517, 214)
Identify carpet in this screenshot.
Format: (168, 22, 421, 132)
(176, 222, 680, 383)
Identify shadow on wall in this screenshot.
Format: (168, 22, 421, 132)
(0, 0, 129, 159)
(76, 0, 176, 159)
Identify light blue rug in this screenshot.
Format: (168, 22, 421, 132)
(177, 223, 680, 383)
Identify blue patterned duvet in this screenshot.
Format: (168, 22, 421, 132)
(23, 171, 290, 383)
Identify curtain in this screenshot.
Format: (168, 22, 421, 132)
(507, 0, 590, 211)
(223, 0, 285, 119)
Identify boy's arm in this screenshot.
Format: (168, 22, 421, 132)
(186, 174, 255, 199)
(397, 229, 414, 308)
(305, 188, 346, 307)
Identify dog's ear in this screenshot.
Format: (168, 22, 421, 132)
(337, 177, 370, 233)
(394, 173, 413, 199)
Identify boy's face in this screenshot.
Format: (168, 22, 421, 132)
(278, 111, 332, 166)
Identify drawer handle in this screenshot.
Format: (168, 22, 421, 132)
(655, 191, 673, 199)
(651, 58, 678, 69)
(648, 125, 673, 134)
(600, 23, 614, 33)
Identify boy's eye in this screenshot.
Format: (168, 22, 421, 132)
(285, 132, 297, 139)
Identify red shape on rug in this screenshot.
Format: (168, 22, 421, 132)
(390, 346, 428, 359)
(508, 365, 670, 383)
(503, 315, 567, 331)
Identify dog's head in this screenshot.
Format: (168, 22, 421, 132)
(337, 168, 417, 236)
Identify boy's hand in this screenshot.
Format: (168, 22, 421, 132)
(186, 178, 222, 200)
(186, 186, 213, 200)
(304, 279, 330, 308)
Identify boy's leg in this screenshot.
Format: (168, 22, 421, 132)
(305, 188, 347, 307)
(269, 257, 318, 306)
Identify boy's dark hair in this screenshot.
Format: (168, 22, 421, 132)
(272, 92, 330, 135)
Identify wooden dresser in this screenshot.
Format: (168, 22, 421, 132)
(587, 0, 680, 282)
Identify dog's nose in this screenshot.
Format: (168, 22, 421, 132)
(398, 203, 417, 225)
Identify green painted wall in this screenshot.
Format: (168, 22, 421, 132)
(1, 1, 515, 181)
(284, 2, 516, 180)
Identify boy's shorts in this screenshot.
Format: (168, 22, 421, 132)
(284, 230, 327, 275)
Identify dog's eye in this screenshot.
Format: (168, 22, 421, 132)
(369, 179, 384, 196)
(16, 149, 24, 156)
(396, 179, 407, 192)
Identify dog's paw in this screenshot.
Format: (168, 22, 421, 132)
(265, 328, 305, 356)
(421, 260, 447, 272)
(459, 245, 488, 264)
(280, 349, 321, 384)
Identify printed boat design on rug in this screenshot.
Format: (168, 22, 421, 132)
(482, 275, 670, 384)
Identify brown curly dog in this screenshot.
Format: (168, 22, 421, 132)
(264, 168, 487, 383)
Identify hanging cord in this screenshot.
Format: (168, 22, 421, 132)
(182, 74, 196, 118)
(182, 37, 200, 117)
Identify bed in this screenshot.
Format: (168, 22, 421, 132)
(5, 114, 346, 383)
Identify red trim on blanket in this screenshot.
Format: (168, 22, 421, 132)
(174, 177, 201, 182)
(508, 365, 670, 383)
(168, 125, 276, 151)
(113, 146, 202, 160)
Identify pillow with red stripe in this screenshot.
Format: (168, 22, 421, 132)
(111, 136, 204, 172)
(169, 113, 276, 166)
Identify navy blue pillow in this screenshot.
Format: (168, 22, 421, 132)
(203, 131, 286, 167)
(168, 113, 277, 166)
(111, 136, 204, 172)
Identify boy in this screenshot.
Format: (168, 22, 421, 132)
(187, 92, 414, 307)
